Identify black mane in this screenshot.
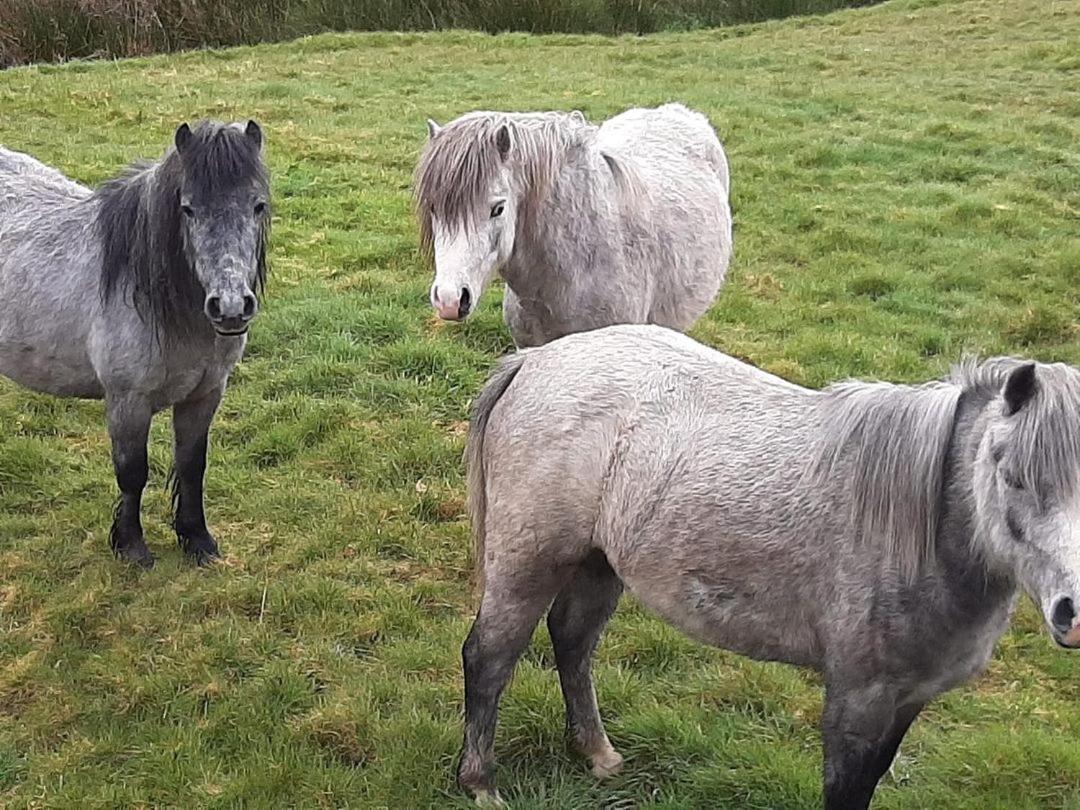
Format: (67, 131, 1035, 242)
(96, 121, 269, 336)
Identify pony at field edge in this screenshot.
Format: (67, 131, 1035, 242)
(0, 120, 270, 568)
(415, 103, 731, 347)
(460, 324, 1080, 809)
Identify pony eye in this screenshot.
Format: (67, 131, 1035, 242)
(254, 201, 268, 216)
(490, 202, 505, 218)
(1001, 469, 1025, 490)
(180, 204, 195, 219)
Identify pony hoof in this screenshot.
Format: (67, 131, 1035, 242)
(473, 789, 505, 808)
(115, 544, 155, 569)
(178, 532, 220, 565)
(190, 547, 221, 567)
(589, 748, 624, 780)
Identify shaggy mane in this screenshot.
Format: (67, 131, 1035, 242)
(812, 356, 1080, 579)
(413, 110, 640, 255)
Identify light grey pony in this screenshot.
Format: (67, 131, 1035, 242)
(460, 324, 1080, 809)
(415, 104, 731, 347)
(0, 120, 270, 568)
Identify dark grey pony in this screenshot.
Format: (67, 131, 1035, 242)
(460, 324, 1080, 808)
(0, 120, 270, 567)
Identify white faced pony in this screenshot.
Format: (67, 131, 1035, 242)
(415, 104, 732, 347)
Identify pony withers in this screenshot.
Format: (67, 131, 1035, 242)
(460, 324, 1080, 809)
(415, 104, 732, 347)
(0, 120, 270, 568)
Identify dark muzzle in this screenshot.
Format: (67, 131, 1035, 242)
(205, 291, 258, 335)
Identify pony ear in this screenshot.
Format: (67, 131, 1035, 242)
(495, 124, 512, 159)
(174, 123, 193, 154)
(245, 120, 263, 149)
(570, 110, 586, 124)
(426, 118, 442, 139)
(1003, 363, 1037, 416)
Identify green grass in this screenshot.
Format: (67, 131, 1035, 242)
(1, 0, 1079, 806)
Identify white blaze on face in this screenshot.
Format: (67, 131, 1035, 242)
(1007, 489, 1080, 648)
(1035, 496, 1080, 646)
(429, 218, 500, 321)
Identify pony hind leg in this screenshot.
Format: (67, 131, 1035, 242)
(106, 393, 154, 568)
(546, 549, 624, 780)
(458, 565, 567, 806)
(171, 388, 224, 565)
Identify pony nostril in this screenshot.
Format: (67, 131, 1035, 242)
(242, 294, 257, 320)
(205, 295, 222, 321)
(1052, 597, 1076, 634)
(459, 287, 472, 317)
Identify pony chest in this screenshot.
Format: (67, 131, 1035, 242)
(145, 341, 243, 408)
(897, 599, 1012, 704)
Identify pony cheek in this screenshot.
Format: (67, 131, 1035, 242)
(485, 248, 508, 287)
(494, 228, 515, 270)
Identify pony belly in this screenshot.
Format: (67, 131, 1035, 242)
(618, 563, 824, 670)
(0, 339, 103, 399)
(693, 601, 824, 670)
(595, 418, 824, 670)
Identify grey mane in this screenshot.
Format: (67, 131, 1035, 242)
(413, 111, 640, 255)
(813, 356, 1080, 578)
(96, 121, 269, 335)
(813, 375, 961, 579)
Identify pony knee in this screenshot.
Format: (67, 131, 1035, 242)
(113, 446, 148, 495)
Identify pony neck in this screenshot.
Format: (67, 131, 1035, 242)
(936, 387, 1015, 600)
(503, 143, 617, 298)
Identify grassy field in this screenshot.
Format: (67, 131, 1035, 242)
(1, 0, 1078, 806)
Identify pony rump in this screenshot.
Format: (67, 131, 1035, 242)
(97, 121, 269, 336)
(414, 111, 593, 256)
(812, 377, 962, 579)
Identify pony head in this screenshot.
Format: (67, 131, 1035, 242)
(415, 111, 590, 321)
(971, 361, 1080, 648)
(174, 120, 270, 336)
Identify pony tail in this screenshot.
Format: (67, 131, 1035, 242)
(466, 352, 528, 597)
(708, 139, 730, 195)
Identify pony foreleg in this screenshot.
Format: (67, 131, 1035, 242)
(821, 684, 922, 810)
(172, 388, 223, 565)
(106, 394, 153, 568)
